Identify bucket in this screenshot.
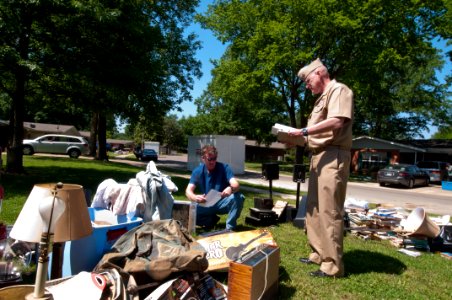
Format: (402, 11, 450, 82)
(403, 207, 440, 238)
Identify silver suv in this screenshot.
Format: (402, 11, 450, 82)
(23, 134, 89, 158)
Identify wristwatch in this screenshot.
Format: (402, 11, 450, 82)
(302, 128, 309, 136)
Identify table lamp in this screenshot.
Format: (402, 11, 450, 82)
(9, 183, 93, 299)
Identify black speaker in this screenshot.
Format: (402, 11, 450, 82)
(254, 197, 273, 210)
(293, 164, 306, 182)
(262, 163, 279, 180)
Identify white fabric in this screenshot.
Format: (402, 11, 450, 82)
(47, 272, 106, 300)
(91, 162, 178, 219)
(91, 179, 119, 209)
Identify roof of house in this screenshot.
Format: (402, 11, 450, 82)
(23, 121, 79, 135)
(245, 140, 288, 150)
(396, 139, 452, 149)
(352, 136, 426, 152)
(1, 120, 80, 136)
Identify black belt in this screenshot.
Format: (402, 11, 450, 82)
(310, 145, 349, 155)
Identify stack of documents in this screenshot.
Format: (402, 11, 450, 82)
(271, 123, 305, 146)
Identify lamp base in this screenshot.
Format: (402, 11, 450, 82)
(0, 285, 53, 300)
(26, 291, 53, 300)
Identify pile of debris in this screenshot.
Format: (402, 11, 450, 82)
(344, 197, 451, 255)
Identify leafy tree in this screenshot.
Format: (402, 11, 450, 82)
(432, 126, 452, 139)
(0, 0, 51, 173)
(192, 56, 287, 144)
(1, 0, 201, 171)
(162, 115, 185, 153)
(196, 0, 451, 162)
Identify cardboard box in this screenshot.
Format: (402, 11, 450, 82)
(197, 229, 277, 271)
(172, 200, 196, 234)
(144, 273, 227, 300)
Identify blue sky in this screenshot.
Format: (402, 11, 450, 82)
(173, 0, 451, 137)
(172, 0, 225, 118)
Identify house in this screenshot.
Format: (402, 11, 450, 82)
(79, 131, 135, 151)
(22, 122, 81, 139)
(351, 136, 449, 174)
(245, 140, 287, 162)
(396, 139, 452, 162)
(244, 135, 450, 173)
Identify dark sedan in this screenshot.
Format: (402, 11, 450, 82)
(139, 149, 158, 161)
(377, 164, 430, 188)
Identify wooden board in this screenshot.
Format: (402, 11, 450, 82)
(197, 229, 277, 271)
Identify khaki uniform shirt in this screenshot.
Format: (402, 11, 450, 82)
(307, 79, 354, 151)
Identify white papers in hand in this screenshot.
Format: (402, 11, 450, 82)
(271, 123, 305, 146)
(271, 123, 295, 134)
(201, 189, 222, 207)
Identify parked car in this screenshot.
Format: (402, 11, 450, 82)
(139, 149, 158, 162)
(133, 147, 159, 161)
(377, 164, 430, 188)
(23, 134, 89, 158)
(416, 161, 450, 183)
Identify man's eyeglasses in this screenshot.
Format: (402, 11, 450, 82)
(204, 156, 217, 162)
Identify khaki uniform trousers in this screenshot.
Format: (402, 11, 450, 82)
(306, 147, 350, 277)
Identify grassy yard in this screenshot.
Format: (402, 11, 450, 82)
(0, 156, 450, 299)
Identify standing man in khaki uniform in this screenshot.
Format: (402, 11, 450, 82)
(289, 58, 354, 278)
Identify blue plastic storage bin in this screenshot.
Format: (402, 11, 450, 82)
(442, 181, 452, 191)
(59, 207, 142, 277)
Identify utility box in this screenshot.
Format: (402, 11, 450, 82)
(143, 141, 160, 154)
(187, 135, 246, 175)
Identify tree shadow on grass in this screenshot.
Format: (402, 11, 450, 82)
(344, 250, 406, 276)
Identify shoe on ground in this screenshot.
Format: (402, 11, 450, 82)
(309, 270, 335, 278)
(299, 257, 314, 264)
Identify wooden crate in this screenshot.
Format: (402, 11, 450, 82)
(228, 245, 280, 300)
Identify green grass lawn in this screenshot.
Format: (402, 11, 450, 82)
(0, 156, 451, 299)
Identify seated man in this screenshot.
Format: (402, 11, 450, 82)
(185, 145, 245, 230)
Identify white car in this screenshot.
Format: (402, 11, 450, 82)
(23, 134, 89, 158)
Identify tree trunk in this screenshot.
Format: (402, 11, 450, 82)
(96, 112, 108, 161)
(89, 112, 98, 157)
(6, 70, 26, 174)
(6, 12, 32, 174)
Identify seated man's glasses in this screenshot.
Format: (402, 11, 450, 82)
(204, 156, 217, 162)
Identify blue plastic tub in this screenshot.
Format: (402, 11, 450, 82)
(59, 207, 142, 277)
(442, 181, 452, 191)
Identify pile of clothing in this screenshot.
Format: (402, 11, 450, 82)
(91, 161, 178, 222)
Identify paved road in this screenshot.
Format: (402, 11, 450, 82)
(239, 173, 452, 216)
(145, 154, 452, 216)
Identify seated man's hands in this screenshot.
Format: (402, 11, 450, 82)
(193, 194, 206, 203)
(221, 186, 233, 198)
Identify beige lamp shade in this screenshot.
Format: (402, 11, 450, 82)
(10, 183, 93, 243)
